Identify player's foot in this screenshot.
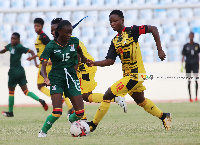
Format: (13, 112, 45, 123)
(87, 121, 97, 132)
(38, 130, 47, 137)
(162, 113, 171, 131)
(115, 96, 127, 113)
(62, 98, 65, 104)
(39, 99, 48, 111)
(1, 111, 14, 117)
(195, 98, 198, 102)
(68, 107, 75, 115)
(190, 99, 193, 102)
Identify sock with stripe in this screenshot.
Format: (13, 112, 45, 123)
(26, 91, 40, 101)
(8, 91, 14, 112)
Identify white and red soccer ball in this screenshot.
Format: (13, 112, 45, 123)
(70, 120, 90, 137)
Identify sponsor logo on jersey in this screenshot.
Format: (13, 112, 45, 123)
(52, 85, 56, 90)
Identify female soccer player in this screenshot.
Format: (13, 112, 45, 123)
(0, 32, 48, 117)
(38, 20, 87, 137)
(87, 10, 171, 132)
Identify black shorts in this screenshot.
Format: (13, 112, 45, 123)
(185, 63, 199, 77)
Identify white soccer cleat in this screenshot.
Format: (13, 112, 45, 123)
(115, 96, 128, 113)
(38, 130, 47, 137)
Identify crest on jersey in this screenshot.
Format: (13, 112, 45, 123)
(70, 44, 75, 51)
(11, 48, 15, 54)
(195, 46, 198, 50)
(52, 85, 56, 90)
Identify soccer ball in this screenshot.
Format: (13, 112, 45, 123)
(70, 120, 90, 137)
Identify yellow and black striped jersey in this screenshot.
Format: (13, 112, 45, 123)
(78, 40, 97, 73)
(106, 25, 148, 77)
(35, 31, 50, 58)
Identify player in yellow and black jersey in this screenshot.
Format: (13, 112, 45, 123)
(27, 18, 51, 98)
(87, 10, 171, 132)
(51, 18, 128, 120)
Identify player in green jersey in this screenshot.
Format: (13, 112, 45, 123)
(38, 20, 88, 137)
(0, 32, 48, 117)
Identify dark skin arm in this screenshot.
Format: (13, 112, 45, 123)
(27, 50, 39, 68)
(0, 48, 8, 54)
(76, 46, 88, 64)
(147, 25, 166, 61)
(87, 58, 115, 67)
(41, 61, 50, 86)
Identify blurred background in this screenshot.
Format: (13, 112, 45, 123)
(0, 0, 200, 66)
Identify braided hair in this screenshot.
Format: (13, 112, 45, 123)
(55, 20, 72, 38)
(51, 18, 63, 25)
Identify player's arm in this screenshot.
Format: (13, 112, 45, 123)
(76, 45, 88, 63)
(0, 47, 8, 54)
(27, 50, 39, 68)
(146, 25, 166, 61)
(41, 61, 50, 86)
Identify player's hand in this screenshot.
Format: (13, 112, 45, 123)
(181, 64, 184, 72)
(35, 63, 39, 68)
(86, 59, 94, 67)
(27, 57, 33, 61)
(158, 49, 166, 61)
(44, 78, 51, 86)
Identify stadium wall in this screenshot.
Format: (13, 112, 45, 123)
(0, 61, 192, 106)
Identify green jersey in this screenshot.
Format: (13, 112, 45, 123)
(5, 43, 30, 68)
(40, 37, 79, 69)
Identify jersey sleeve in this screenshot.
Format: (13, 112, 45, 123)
(39, 33, 51, 45)
(5, 44, 11, 51)
(198, 44, 200, 53)
(130, 25, 148, 42)
(105, 41, 117, 60)
(182, 44, 186, 56)
(21, 45, 31, 54)
(40, 44, 53, 62)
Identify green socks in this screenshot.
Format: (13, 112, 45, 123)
(41, 114, 59, 134)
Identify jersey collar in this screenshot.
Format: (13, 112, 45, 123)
(117, 27, 126, 36)
(39, 31, 44, 35)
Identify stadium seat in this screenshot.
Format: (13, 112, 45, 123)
(105, 0, 118, 6)
(22, 38, 35, 49)
(90, 36, 103, 46)
(72, 11, 85, 25)
(72, 27, 81, 38)
(177, 25, 190, 35)
(24, 0, 37, 8)
(0, 25, 12, 42)
(4, 13, 17, 23)
(186, 0, 199, 3)
(45, 12, 58, 23)
(58, 11, 71, 21)
(12, 25, 25, 33)
(173, 0, 186, 4)
(11, 0, 24, 8)
(146, 0, 159, 5)
(193, 8, 200, 16)
(124, 10, 138, 25)
(118, 0, 132, 5)
(108, 26, 117, 37)
(85, 11, 98, 25)
(168, 46, 181, 61)
(167, 8, 180, 19)
(173, 33, 187, 43)
(192, 27, 200, 34)
(91, 0, 104, 6)
(94, 26, 108, 38)
(180, 8, 193, 18)
(64, 0, 77, 7)
(155, 46, 168, 62)
(51, 0, 64, 7)
(86, 44, 99, 60)
(190, 20, 200, 28)
(159, 0, 172, 4)
(78, 0, 91, 7)
(21, 53, 31, 66)
(16, 13, 31, 24)
(37, 0, 50, 8)
(43, 24, 52, 38)
(139, 9, 153, 21)
(132, 0, 145, 5)
(32, 12, 45, 20)
(162, 22, 176, 35)
(160, 34, 171, 44)
(194, 33, 200, 42)
(79, 36, 90, 47)
(81, 26, 94, 39)
(0, 13, 3, 23)
(0, 0, 10, 8)
(141, 47, 154, 62)
(103, 36, 114, 46)
(98, 10, 111, 25)
(154, 9, 167, 20)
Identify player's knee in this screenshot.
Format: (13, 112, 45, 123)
(52, 108, 62, 117)
(23, 89, 29, 95)
(75, 109, 84, 119)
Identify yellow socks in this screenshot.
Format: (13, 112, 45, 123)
(138, 98, 163, 118)
(93, 100, 111, 125)
(40, 86, 50, 97)
(64, 97, 73, 111)
(88, 93, 114, 103)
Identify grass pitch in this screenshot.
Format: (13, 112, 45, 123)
(0, 102, 200, 145)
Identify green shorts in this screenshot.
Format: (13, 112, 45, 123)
(49, 67, 81, 97)
(8, 67, 27, 87)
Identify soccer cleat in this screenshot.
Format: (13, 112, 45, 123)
(190, 99, 193, 102)
(39, 99, 48, 111)
(195, 98, 198, 102)
(162, 113, 171, 131)
(38, 130, 47, 137)
(87, 121, 97, 132)
(1, 111, 14, 117)
(115, 96, 128, 113)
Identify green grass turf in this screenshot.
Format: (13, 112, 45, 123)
(0, 102, 200, 145)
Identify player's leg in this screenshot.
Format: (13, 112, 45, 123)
(193, 64, 199, 102)
(64, 96, 74, 114)
(131, 92, 171, 130)
(20, 85, 48, 111)
(186, 63, 192, 102)
(2, 87, 15, 117)
(37, 71, 51, 97)
(68, 95, 85, 123)
(39, 93, 63, 137)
